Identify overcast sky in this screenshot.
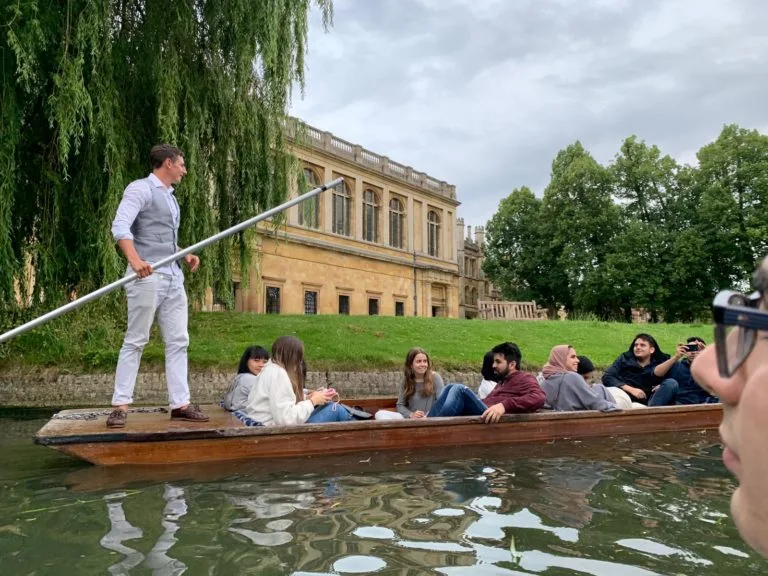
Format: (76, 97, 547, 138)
(289, 0, 768, 230)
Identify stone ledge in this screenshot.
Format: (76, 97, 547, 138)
(0, 371, 481, 408)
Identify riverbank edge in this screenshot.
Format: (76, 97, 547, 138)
(0, 369, 485, 408)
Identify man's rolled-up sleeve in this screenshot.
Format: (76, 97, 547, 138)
(112, 181, 150, 242)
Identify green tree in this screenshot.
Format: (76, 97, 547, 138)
(482, 187, 553, 304)
(1, 0, 332, 310)
(539, 142, 621, 315)
(695, 124, 768, 291)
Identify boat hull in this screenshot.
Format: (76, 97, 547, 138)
(35, 401, 723, 466)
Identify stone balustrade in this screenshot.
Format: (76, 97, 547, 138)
(285, 119, 457, 201)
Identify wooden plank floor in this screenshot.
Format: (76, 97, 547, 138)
(37, 405, 246, 438)
(37, 398, 398, 441)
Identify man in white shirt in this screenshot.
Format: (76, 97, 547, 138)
(107, 144, 208, 428)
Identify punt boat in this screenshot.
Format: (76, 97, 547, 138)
(35, 398, 723, 467)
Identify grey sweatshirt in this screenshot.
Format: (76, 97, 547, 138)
(222, 372, 259, 412)
(396, 373, 445, 417)
(541, 372, 619, 412)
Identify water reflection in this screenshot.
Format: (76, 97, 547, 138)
(100, 485, 188, 575)
(101, 493, 144, 574)
(1, 420, 765, 575)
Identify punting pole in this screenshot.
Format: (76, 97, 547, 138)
(0, 177, 343, 345)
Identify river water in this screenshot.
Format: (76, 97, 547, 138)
(1, 412, 765, 575)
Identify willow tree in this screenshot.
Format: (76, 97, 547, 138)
(1, 0, 332, 313)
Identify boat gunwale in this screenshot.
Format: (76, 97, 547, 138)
(34, 403, 722, 447)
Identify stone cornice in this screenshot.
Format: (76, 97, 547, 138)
(286, 119, 460, 207)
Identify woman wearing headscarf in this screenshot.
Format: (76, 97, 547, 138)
(540, 345, 619, 412)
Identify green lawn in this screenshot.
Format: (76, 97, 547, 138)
(0, 309, 713, 373)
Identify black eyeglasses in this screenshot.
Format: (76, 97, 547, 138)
(712, 290, 768, 377)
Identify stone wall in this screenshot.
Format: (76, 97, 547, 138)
(0, 370, 482, 408)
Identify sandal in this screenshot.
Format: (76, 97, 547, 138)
(170, 404, 210, 422)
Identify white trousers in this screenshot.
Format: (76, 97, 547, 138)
(112, 272, 190, 409)
(607, 387, 647, 410)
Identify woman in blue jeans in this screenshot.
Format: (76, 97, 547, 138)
(243, 336, 352, 425)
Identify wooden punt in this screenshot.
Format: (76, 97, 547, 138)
(34, 398, 723, 467)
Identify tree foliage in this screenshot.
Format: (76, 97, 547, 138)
(483, 124, 768, 322)
(1, 0, 332, 311)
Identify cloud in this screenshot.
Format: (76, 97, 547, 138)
(290, 0, 768, 228)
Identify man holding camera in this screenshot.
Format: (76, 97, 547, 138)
(653, 337, 718, 405)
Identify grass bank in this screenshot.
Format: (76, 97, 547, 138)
(0, 307, 712, 373)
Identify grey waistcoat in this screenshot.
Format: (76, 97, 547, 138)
(130, 178, 180, 268)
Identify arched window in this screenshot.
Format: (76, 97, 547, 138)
(427, 210, 440, 257)
(389, 197, 404, 249)
(362, 189, 379, 242)
(332, 180, 351, 236)
(298, 168, 320, 229)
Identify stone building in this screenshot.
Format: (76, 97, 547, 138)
(457, 222, 500, 319)
(214, 121, 462, 317)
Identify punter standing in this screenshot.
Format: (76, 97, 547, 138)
(107, 144, 209, 428)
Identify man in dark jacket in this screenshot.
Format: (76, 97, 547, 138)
(602, 333, 679, 406)
(427, 341, 546, 423)
(657, 336, 718, 405)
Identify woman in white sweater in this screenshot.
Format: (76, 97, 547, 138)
(243, 336, 353, 425)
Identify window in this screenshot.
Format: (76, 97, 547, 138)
(338, 294, 350, 315)
(363, 189, 379, 242)
(332, 180, 351, 236)
(428, 210, 440, 257)
(464, 285, 470, 305)
(304, 291, 318, 315)
(395, 301, 405, 317)
(298, 168, 320, 229)
(266, 286, 281, 314)
(389, 198, 404, 249)
(368, 298, 379, 316)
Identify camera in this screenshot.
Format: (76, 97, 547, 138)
(685, 343, 700, 353)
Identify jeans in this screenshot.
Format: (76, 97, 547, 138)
(113, 272, 190, 409)
(427, 384, 488, 417)
(648, 378, 679, 407)
(306, 403, 353, 423)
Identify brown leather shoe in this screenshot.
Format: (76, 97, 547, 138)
(106, 409, 127, 428)
(170, 404, 209, 422)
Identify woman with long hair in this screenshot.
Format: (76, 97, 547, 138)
(222, 345, 269, 411)
(477, 351, 500, 399)
(244, 336, 352, 425)
(396, 347, 444, 418)
(540, 345, 618, 412)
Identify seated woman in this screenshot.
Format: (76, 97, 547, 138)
(222, 345, 269, 411)
(477, 351, 499, 399)
(396, 347, 445, 419)
(243, 335, 353, 425)
(576, 355, 596, 384)
(540, 345, 619, 412)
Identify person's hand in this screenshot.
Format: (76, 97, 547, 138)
(308, 390, 328, 406)
(183, 254, 200, 272)
(409, 410, 426, 419)
(675, 343, 688, 359)
(130, 258, 153, 279)
(482, 403, 505, 424)
(624, 385, 647, 400)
